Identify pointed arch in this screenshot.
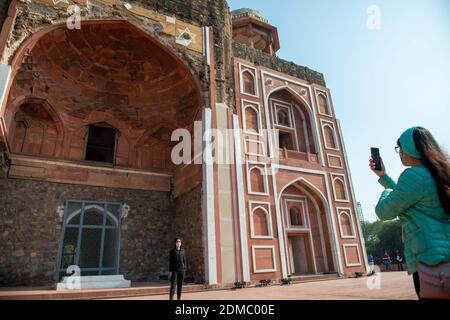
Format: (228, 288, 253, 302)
(318, 93, 330, 115)
(277, 175, 342, 274)
(267, 86, 320, 155)
(242, 70, 257, 96)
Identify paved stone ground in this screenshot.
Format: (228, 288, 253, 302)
(110, 272, 418, 300)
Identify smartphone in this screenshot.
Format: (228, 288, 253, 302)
(371, 147, 382, 171)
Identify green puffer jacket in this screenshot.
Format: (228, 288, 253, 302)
(376, 165, 450, 273)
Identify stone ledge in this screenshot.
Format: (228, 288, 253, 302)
(232, 41, 326, 87)
(57, 275, 131, 290)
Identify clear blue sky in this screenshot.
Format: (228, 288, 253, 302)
(228, 0, 450, 222)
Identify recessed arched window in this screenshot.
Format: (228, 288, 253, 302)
(289, 207, 304, 227)
(250, 167, 266, 194)
(277, 109, 290, 127)
(242, 70, 256, 96)
(318, 93, 330, 115)
(339, 211, 354, 237)
(244, 105, 260, 134)
(323, 124, 338, 149)
(252, 207, 271, 237)
(333, 178, 348, 201)
(11, 101, 62, 157)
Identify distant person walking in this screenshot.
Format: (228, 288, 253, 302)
(368, 253, 374, 266)
(382, 251, 392, 272)
(396, 250, 404, 272)
(370, 127, 450, 299)
(169, 238, 187, 301)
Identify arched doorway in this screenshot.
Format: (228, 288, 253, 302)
(279, 180, 335, 275)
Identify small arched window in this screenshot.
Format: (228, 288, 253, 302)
(242, 70, 256, 96)
(277, 109, 290, 127)
(318, 93, 330, 115)
(250, 167, 266, 194)
(339, 211, 354, 237)
(333, 178, 348, 201)
(245, 106, 260, 134)
(253, 207, 270, 237)
(289, 207, 304, 227)
(324, 125, 337, 149)
(85, 123, 117, 164)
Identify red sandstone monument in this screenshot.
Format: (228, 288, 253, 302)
(0, 1, 368, 289)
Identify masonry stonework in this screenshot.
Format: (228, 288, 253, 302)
(0, 178, 177, 286)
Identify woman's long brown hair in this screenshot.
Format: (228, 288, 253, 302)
(412, 127, 450, 214)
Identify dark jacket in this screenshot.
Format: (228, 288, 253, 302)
(169, 248, 187, 272)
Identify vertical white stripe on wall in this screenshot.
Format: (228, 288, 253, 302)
(233, 114, 250, 282)
(202, 107, 217, 284)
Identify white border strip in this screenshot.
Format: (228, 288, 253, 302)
(233, 114, 250, 282)
(202, 107, 217, 284)
(203, 27, 211, 66)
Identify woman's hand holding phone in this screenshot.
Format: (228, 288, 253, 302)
(370, 157, 386, 178)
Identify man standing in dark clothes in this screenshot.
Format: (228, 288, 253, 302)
(169, 238, 187, 300)
(396, 250, 404, 272)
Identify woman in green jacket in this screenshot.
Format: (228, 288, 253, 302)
(370, 127, 450, 299)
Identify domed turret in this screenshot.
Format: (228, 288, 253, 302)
(231, 8, 268, 23)
(231, 8, 280, 55)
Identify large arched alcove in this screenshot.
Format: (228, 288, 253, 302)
(268, 88, 318, 154)
(1, 20, 206, 285)
(4, 20, 203, 172)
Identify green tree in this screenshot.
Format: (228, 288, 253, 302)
(363, 219, 403, 265)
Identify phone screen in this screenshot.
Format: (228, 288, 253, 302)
(371, 147, 382, 171)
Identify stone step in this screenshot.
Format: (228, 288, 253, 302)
(289, 273, 341, 284)
(56, 275, 131, 290)
(0, 283, 206, 300)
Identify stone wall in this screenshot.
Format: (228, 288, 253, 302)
(233, 41, 326, 87)
(0, 0, 10, 30)
(0, 178, 175, 286)
(172, 185, 204, 283)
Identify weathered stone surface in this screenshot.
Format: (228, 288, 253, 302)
(0, 178, 178, 286)
(233, 41, 326, 87)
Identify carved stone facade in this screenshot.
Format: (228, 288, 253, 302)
(0, 1, 367, 287)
